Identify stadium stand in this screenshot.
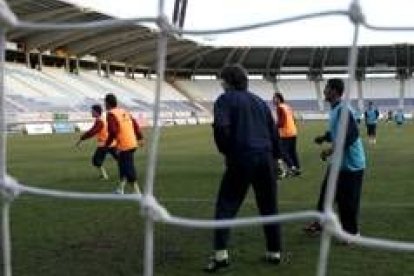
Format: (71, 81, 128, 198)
(3, 62, 208, 130)
(5, 59, 414, 125)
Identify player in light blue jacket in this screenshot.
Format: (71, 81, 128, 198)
(304, 78, 366, 241)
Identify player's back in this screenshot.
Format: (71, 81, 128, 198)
(215, 90, 274, 157)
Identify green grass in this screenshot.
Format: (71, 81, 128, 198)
(5, 122, 414, 275)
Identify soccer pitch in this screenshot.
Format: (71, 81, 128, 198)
(6, 121, 414, 276)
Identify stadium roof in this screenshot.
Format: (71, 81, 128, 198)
(5, 0, 414, 77)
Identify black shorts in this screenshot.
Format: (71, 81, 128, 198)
(366, 124, 376, 136)
(92, 147, 118, 167)
(118, 148, 137, 183)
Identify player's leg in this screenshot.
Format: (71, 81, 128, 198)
(251, 153, 282, 263)
(367, 124, 376, 144)
(123, 149, 140, 194)
(115, 150, 127, 194)
(108, 146, 119, 161)
(284, 137, 300, 176)
(336, 170, 364, 236)
(372, 124, 377, 144)
(205, 160, 250, 272)
(366, 124, 372, 143)
(303, 169, 329, 234)
(287, 137, 301, 176)
(279, 138, 295, 174)
(92, 147, 108, 180)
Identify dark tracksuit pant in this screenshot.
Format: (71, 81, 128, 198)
(118, 148, 137, 183)
(280, 136, 300, 169)
(366, 124, 377, 137)
(316, 168, 364, 234)
(213, 152, 281, 252)
(92, 146, 118, 167)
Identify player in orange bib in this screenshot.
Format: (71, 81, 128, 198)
(104, 93, 144, 194)
(76, 104, 118, 180)
(273, 92, 301, 177)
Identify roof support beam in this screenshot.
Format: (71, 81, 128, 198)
(165, 44, 198, 65)
(75, 57, 80, 74)
(105, 61, 110, 77)
(407, 44, 410, 71)
(97, 59, 102, 76)
(25, 51, 30, 68)
(276, 47, 290, 72)
(9, 11, 92, 41)
(167, 47, 202, 66)
(96, 38, 159, 61)
(321, 47, 329, 69)
(37, 52, 42, 71)
(69, 29, 152, 56)
(308, 47, 317, 69)
(265, 48, 278, 77)
(9, 0, 33, 8)
(25, 29, 103, 51)
(237, 47, 250, 65)
(21, 6, 77, 21)
(129, 44, 189, 66)
(222, 48, 238, 67)
(110, 40, 188, 63)
(394, 45, 398, 70)
(191, 48, 220, 74)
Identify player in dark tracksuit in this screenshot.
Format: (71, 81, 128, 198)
(204, 64, 282, 273)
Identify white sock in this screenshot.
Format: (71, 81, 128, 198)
(133, 182, 141, 194)
(214, 250, 228, 261)
(118, 180, 126, 193)
(99, 167, 108, 179)
(266, 251, 281, 259)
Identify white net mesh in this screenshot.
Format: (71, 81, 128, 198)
(0, 1, 413, 276)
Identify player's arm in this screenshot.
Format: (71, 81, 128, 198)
(343, 110, 359, 149)
(267, 106, 281, 159)
(314, 131, 331, 144)
(320, 147, 333, 161)
(76, 120, 103, 146)
(322, 110, 358, 160)
(131, 115, 144, 147)
(276, 106, 286, 129)
(212, 96, 231, 155)
(105, 113, 118, 148)
(331, 109, 359, 149)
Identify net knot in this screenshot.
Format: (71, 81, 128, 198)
(322, 211, 342, 234)
(348, 1, 365, 25)
(157, 15, 174, 35)
(140, 194, 170, 221)
(0, 175, 21, 202)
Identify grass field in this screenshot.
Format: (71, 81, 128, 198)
(5, 121, 414, 276)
